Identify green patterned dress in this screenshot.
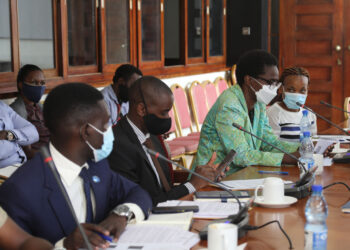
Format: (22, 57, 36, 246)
(192, 84, 300, 175)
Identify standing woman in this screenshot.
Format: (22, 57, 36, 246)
(10, 64, 50, 158)
(267, 67, 317, 142)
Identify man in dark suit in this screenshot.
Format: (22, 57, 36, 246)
(108, 76, 225, 205)
(0, 83, 152, 249)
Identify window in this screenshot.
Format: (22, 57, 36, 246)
(0, 0, 227, 95)
(0, 0, 12, 72)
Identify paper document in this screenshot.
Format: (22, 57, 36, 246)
(157, 200, 239, 219)
(220, 178, 292, 190)
(323, 157, 333, 167)
(98, 224, 199, 250)
(313, 135, 350, 143)
(0, 165, 19, 178)
(139, 212, 193, 230)
(314, 139, 336, 154)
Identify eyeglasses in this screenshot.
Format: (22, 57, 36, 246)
(255, 77, 280, 87)
(24, 80, 46, 86)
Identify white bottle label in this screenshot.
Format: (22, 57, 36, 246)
(305, 230, 327, 250)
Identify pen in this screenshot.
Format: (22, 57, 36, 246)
(258, 170, 289, 175)
(96, 232, 113, 242)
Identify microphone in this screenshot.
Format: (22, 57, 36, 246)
(144, 148, 243, 210)
(231, 122, 307, 172)
(320, 100, 350, 114)
(296, 102, 350, 136)
(40, 146, 93, 250)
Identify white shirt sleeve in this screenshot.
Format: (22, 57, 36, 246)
(266, 105, 281, 136)
(0, 207, 8, 228)
(120, 203, 145, 223)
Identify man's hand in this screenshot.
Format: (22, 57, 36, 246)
(63, 223, 110, 250)
(190, 152, 222, 189)
(0, 131, 7, 140)
(323, 143, 335, 158)
(99, 213, 127, 241)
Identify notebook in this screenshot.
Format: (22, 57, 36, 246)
(138, 211, 193, 230)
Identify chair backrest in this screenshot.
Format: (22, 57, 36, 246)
(168, 107, 177, 136)
(231, 64, 237, 85)
(171, 84, 193, 136)
(203, 80, 218, 108)
(344, 97, 350, 119)
(214, 76, 229, 95)
(188, 81, 209, 131)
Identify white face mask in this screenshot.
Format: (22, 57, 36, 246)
(250, 78, 281, 105)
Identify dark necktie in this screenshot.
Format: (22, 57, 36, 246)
(143, 138, 171, 192)
(79, 167, 94, 223)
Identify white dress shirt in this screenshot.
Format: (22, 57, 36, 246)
(50, 143, 144, 247)
(126, 117, 196, 193)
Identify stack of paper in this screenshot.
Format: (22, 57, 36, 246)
(220, 178, 292, 190)
(157, 200, 239, 219)
(104, 224, 199, 250)
(139, 211, 193, 230)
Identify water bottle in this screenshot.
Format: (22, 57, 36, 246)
(299, 131, 314, 176)
(304, 185, 328, 250)
(300, 110, 311, 141)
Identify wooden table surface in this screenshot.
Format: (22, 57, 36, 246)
(319, 120, 349, 135)
(189, 164, 350, 250)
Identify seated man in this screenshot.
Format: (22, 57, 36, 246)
(101, 64, 142, 125)
(0, 83, 152, 249)
(11, 64, 50, 159)
(108, 76, 224, 205)
(0, 100, 39, 168)
(193, 50, 300, 175)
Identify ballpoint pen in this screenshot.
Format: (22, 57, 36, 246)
(96, 232, 113, 242)
(258, 170, 289, 175)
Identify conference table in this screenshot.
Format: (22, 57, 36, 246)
(188, 164, 350, 250)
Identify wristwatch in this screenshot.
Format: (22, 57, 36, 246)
(6, 131, 14, 141)
(114, 205, 134, 222)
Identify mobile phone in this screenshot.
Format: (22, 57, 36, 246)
(215, 149, 237, 182)
(151, 206, 199, 214)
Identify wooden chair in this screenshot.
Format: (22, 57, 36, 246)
(344, 97, 350, 119)
(214, 76, 229, 95)
(188, 81, 209, 132)
(202, 80, 218, 109)
(231, 64, 237, 85)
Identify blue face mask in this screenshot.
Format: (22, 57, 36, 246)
(283, 92, 307, 110)
(85, 124, 114, 162)
(22, 82, 46, 103)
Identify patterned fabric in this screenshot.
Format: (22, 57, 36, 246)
(193, 84, 300, 175)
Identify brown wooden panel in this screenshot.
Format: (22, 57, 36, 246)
(296, 40, 332, 55)
(305, 66, 332, 81)
(297, 14, 332, 30)
(297, 0, 332, 4)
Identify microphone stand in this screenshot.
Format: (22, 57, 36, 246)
(320, 101, 350, 114)
(231, 122, 307, 173)
(40, 146, 93, 250)
(297, 102, 350, 136)
(145, 147, 242, 210)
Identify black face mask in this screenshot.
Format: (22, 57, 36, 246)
(118, 84, 129, 103)
(144, 113, 171, 135)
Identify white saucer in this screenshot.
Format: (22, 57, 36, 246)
(254, 196, 298, 208)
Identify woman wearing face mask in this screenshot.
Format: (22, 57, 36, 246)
(267, 67, 317, 142)
(193, 50, 300, 174)
(10, 64, 50, 159)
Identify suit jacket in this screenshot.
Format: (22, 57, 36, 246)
(10, 96, 43, 120)
(108, 117, 189, 205)
(0, 152, 152, 244)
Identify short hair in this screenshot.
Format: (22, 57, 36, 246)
(280, 67, 310, 84)
(128, 76, 172, 108)
(43, 83, 104, 135)
(113, 64, 143, 84)
(16, 64, 43, 91)
(235, 50, 278, 87)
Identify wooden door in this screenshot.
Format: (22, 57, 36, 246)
(280, 0, 344, 131)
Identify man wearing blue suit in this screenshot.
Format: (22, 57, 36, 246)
(0, 83, 152, 249)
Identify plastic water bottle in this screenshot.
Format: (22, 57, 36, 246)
(300, 110, 311, 141)
(304, 185, 328, 250)
(299, 131, 314, 175)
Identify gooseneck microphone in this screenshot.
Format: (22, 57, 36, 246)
(231, 122, 307, 172)
(145, 147, 242, 210)
(40, 146, 93, 250)
(320, 101, 350, 114)
(297, 102, 350, 136)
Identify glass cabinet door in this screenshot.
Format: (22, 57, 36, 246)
(188, 0, 203, 59)
(209, 0, 223, 57)
(0, 0, 12, 72)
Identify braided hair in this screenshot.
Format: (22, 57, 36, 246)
(280, 67, 310, 84)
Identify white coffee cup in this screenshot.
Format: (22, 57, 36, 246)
(254, 177, 284, 204)
(313, 154, 324, 175)
(208, 223, 237, 250)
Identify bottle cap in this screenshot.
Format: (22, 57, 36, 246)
(303, 131, 311, 137)
(302, 110, 308, 116)
(312, 185, 322, 192)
